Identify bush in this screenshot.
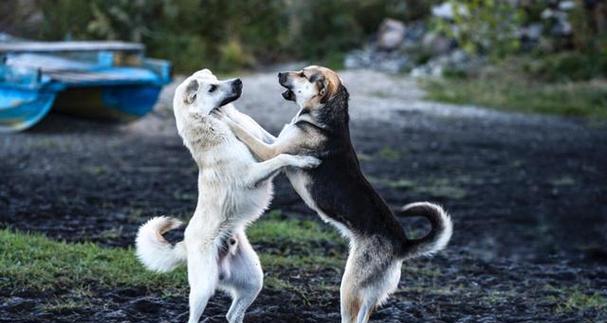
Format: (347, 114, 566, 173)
(431, 0, 524, 60)
(524, 52, 607, 82)
(28, 0, 438, 72)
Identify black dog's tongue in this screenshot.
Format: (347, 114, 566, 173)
(281, 90, 295, 101)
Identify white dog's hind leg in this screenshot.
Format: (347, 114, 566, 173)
(246, 154, 320, 186)
(186, 243, 219, 323)
(220, 232, 263, 323)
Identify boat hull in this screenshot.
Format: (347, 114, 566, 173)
(0, 87, 56, 132)
(53, 85, 163, 121)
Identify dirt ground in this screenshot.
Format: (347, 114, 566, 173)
(1, 70, 606, 322)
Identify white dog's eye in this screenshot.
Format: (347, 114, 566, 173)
(209, 84, 217, 93)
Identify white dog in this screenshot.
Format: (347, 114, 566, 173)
(135, 69, 320, 323)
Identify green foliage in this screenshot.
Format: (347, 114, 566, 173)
(422, 58, 607, 119)
(33, 0, 437, 72)
(523, 52, 607, 82)
(432, 0, 524, 60)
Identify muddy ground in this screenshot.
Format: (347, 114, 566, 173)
(1, 70, 606, 322)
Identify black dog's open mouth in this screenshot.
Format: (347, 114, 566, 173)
(281, 89, 295, 101)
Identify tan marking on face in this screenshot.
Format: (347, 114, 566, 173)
(303, 65, 342, 101)
(281, 65, 343, 109)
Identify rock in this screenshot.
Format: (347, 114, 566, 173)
(344, 20, 428, 73)
(432, 2, 468, 20)
(520, 23, 544, 41)
(559, 1, 576, 10)
(422, 32, 452, 55)
(411, 49, 485, 78)
(344, 47, 411, 74)
(377, 19, 406, 51)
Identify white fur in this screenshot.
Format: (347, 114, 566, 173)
(135, 69, 320, 323)
(403, 202, 453, 258)
(136, 216, 186, 272)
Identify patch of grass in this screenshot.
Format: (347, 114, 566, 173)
(0, 214, 345, 293)
(369, 177, 467, 200)
(377, 147, 401, 161)
(421, 56, 607, 119)
(40, 298, 93, 313)
(83, 166, 108, 176)
(383, 179, 416, 190)
(249, 211, 341, 244)
(553, 291, 607, 314)
(260, 254, 343, 270)
(549, 176, 576, 186)
(0, 229, 187, 292)
(482, 290, 517, 305)
(415, 183, 468, 200)
(356, 152, 374, 162)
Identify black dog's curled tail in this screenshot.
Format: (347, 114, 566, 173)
(399, 202, 453, 259)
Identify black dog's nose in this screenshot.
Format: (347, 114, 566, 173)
(278, 72, 287, 84)
(233, 78, 242, 87)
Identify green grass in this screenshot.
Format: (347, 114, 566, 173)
(557, 291, 607, 313)
(376, 147, 401, 161)
(369, 177, 468, 200)
(0, 229, 187, 292)
(0, 214, 345, 293)
(248, 211, 341, 244)
(423, 78, 607, 118)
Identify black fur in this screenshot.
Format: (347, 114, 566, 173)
(304, 85, 410, 252)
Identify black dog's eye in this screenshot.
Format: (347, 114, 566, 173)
(209, 85, 217, 93)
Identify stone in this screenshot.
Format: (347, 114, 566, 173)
(432, 2, 468, 20)
(377, 18, 406, 51)
(422, 32, 452, 55)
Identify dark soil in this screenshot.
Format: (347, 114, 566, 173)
(1, 77, 607, 322)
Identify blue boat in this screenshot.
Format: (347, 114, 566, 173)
(0, 39, 171, 132)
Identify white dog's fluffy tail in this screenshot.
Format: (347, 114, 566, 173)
(135, 216, 187, 272)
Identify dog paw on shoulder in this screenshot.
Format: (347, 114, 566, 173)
(292, 155, 321, 169)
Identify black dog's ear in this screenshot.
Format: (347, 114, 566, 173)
(310, 73, 329, 103)
(318, 77, 330, 103)
(184, 79, 199, 104)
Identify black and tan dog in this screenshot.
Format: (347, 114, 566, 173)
(218, 65, 452, 323)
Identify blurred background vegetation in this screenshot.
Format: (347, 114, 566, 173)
(1, 0, 439, 72)
(2, 0, 605, 117)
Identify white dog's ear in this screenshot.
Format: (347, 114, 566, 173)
(184, 79, 199, 104)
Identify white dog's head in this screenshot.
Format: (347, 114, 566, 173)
(173, 69, 242, 151)
(174, 68, 242, 117)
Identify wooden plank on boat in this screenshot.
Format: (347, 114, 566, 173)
(0, 41, 144, 53)
(46, 69, 157, 84)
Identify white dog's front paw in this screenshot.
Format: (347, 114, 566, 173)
(291, 155, 321, 169)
